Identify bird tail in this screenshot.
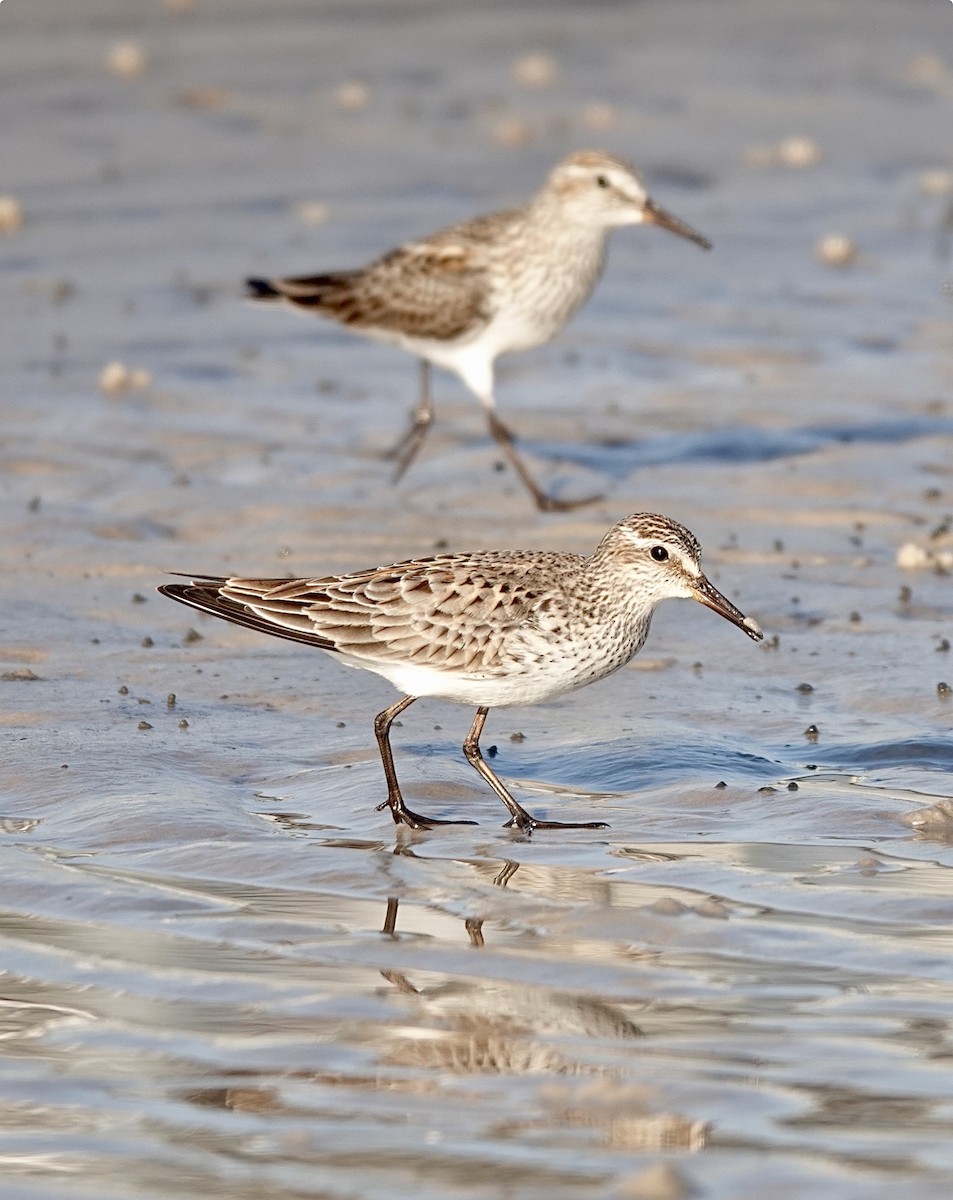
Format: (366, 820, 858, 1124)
(245, 277, 283, 301)
(158, 578, 340, 650)
(245, 273, 353, 309)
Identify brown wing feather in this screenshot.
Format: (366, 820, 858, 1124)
(159, 551, 570, 674)
(245, 206, 524, 342)
(158, 580, 340, 651)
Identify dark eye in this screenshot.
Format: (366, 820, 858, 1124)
(650, 546, 669, 562)
(596, 174, 610, 188)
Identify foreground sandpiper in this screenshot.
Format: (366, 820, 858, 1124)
(159, 514, 761, 832)
(247, 151, 710, 512)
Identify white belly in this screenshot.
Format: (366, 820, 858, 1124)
(333, 625, 637, 709)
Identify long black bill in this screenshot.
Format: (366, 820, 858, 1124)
(643, 198, 712, 250)
(691, 576, 763, 641)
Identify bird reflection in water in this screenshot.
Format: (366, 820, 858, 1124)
(186, 864, 708, 1155)
(376, 875, 708, 1153)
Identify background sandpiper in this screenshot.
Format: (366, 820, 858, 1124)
(247, 151, 711, 511)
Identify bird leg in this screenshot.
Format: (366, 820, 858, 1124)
(485, 412, 604, 514)
(374, 694, 478, 828)
(462, 707, 609, 832)
(386, 361, 435, 482)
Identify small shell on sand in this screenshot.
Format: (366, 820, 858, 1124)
(99, 361, 153, 396)
(815, 233, 858, 267)
(897, 541, 953, 571)
(0, 195, 24, 233)
(107, 40, 148, 79)
(295, 201, 330, 227)
(779, 135, 822, 167)
(581, 102, 616, 131)
(918, 169, 953, 196)
(493, 116, 534, 148)
(745, 135, 822, 169)
(512, 52, 559, 89)
(334, 81, 369, 111)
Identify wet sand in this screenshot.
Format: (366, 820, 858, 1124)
(2, 1, 953, 1197)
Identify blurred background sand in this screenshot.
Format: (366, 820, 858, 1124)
(1, 2, 953, 1197)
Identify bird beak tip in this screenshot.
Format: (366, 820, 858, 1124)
(643, 199, 711, 250)
(692, 583, 763, 642)
(742, 616, 764, 642)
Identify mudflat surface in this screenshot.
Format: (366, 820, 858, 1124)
(2, 1, 953, 1197)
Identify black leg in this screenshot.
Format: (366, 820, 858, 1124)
(461, 707, 609, 832)
(385, 361, 435, 482)
(382, 896, 400, 937)
(373, 694, 478, 828)
(486, 413, 604, 513)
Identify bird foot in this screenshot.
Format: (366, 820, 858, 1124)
(535, 491, 605, 513)
(377, 797, 478, 828)
(503, 813, 610, 833)
(383, 414, 432, 482)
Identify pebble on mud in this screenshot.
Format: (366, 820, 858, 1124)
(137, 721, 153, 730)
(1, 668, 40, 682)
(901, 798, 953, 831)
(175, 86, 232, 110)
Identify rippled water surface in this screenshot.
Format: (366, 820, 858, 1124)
(3, 1, 953, 1197)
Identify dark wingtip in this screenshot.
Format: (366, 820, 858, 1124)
(158, 582, 190, 601)
(246, 277, 280, 299)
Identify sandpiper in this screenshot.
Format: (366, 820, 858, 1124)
(159, 514, 761, 832)
(247, 151, 711, 512)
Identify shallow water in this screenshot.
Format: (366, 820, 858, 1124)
(3, 0, 953, 1197)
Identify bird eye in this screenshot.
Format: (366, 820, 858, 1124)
(596, 174, 610, 188)
(650, 546, 669, 562)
